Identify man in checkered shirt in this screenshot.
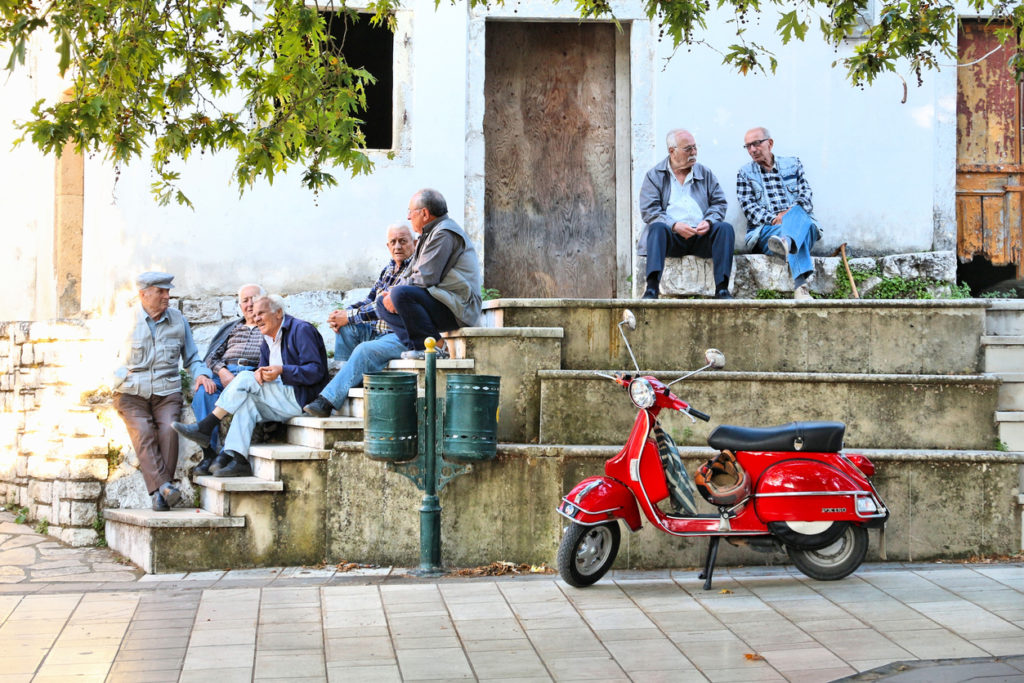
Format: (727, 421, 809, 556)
(736, 126, 821, 301)
(301, 223, 416, 417)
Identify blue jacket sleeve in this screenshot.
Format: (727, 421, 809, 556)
(280, 320, 327, 388)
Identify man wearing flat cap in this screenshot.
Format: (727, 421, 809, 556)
(112, 272, 204, 511)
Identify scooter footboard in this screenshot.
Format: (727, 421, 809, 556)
(558, 476, 642, 531)
(754, 458, 887, 523)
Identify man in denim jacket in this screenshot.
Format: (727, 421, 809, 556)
(736, 126, 821, 301)
(638, 129, 735, 299)
(113, 272, 204, 511)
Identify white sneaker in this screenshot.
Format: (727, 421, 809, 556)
(766, 235, 792, 258)
(793, 283, 813, 301)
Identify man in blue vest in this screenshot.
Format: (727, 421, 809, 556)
(736, 126, 821, 302)
(113, 272, 204, 511)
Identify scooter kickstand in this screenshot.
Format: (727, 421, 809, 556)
(698, 536, 721, 590)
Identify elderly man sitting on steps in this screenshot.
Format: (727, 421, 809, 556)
(172, 295, 327, 477)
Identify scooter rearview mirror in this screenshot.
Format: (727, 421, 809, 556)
(705, 348, 726, 369)
(621, 309, 637, 331)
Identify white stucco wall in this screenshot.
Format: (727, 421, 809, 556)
(0, 0, 963, 319)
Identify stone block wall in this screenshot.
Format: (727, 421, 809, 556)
(0, 321, 111, 546)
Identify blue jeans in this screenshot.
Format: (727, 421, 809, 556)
(754, 205, 819, 281)
(334, 322, 381, 361)
(191, 363, 254, 452)
(320, 332, 407, 408)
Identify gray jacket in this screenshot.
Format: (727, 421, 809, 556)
(637, 158, 728, 257)
(113, 306, 203, 398)
(401, 216, 482, 327)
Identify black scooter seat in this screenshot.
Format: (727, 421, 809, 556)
(708, 421, 845, 453)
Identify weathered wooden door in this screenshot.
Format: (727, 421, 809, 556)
(484, 22, 618, 298)
(956, 21, 1024, 275)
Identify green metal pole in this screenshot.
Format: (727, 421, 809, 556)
(418, 337, 442, 572)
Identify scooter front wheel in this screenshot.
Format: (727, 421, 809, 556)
(557, 522, 620, 587)
(786, 524, 868, 581)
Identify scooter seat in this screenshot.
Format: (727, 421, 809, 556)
(708, 421, 845, 453)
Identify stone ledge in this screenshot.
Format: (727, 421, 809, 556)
(286, 415, 362, 429)
(248, 443, 330, 461)
(193, 475, 284, 492)
(104, 508, 245, 528)
(449, 326, 564, 339)
(537, 369, 1000, 385)
(386, 358, 475, 370)
(982, 336, 1024, 346)
(636, 250, 957, 298)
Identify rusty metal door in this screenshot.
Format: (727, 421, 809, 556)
(956, 21, 1023, 275)
(483, 22, 618, 298)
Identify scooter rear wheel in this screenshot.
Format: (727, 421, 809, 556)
(558, 522, 620, 587)
(786, 524, 868, 581)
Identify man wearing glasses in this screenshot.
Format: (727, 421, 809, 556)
(737, 127, 821, 301)
(638, 129, 735, 299)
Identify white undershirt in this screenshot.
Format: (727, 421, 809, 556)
(666, 172, 704, 227)
(264, 329, 283, 368)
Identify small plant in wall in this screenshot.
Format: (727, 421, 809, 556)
(34, 518, 49, 535)
(14, 506, 29, 524)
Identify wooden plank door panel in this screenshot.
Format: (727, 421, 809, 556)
(956, 20, 1023, 273)
(483, 22, 617, 298)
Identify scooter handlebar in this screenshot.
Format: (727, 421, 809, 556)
(686, 407, 711, 422)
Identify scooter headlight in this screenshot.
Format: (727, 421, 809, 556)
(628, 378, 656, 409)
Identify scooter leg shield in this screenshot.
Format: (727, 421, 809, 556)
(558, 476, 642, 531)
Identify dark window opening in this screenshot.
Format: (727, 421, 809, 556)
(322, 11, 394, 150)
(958, 256, 1021, 296)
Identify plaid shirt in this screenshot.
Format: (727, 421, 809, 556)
(348, 258, 411, 334)
(736, 157, 814, 229)
(208, 321, 263, 373)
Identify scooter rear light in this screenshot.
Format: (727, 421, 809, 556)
(845, 453, 875, 477)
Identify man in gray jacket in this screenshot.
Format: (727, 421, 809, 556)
(638, 129, 735, 299)
(113, 272, 204, 511)
(377, 189, 482, 360)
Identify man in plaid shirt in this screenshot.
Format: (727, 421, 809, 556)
(736, 126, 821, 301)
(302, 224, 416, 417)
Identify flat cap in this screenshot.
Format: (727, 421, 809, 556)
(136, 271, 175, 290)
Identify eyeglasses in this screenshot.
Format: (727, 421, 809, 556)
(743, 139, 769, 150)
(672, 144, 697, 154)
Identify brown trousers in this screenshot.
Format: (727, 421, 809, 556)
(114, 392, 182, 495)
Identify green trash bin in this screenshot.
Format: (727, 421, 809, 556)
(443, 374, 500, 463)
(363, 372, 418, 462)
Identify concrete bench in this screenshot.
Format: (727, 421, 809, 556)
(641, 250, 956, 298)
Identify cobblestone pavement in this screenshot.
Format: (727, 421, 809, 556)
(0, 511, 1021, 682)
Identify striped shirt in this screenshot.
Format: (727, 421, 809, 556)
(348, 258, 411, 335)
(208, 321, 263, 373)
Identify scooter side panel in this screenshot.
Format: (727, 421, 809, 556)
(558, 476, 643, 531)
(753, 458, 866, 522)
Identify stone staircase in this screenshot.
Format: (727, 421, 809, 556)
(106, 299, 1024, 572)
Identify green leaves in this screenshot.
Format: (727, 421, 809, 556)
(4, 0, 1024, 206)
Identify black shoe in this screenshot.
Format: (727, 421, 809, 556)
(714, 289, 734, 300)
(303, 396, 334, 418)
(641, 288, 659, 300)
(158, 482, 182, 507)
(214, 451, 253, 478)
(193, 449, 217, 477)
(172, 421, 211, 448)
(151, 491, 169, 511)
(208, 451, 235, 475)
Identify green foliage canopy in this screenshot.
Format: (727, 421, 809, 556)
(1, 0, 1020, 205)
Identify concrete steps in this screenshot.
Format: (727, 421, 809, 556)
(536, 369, 1000, 449)
(482, 299, 988, 374)
(982, 304, 1024, 450)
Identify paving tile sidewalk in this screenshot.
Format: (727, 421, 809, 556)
(0, 510, 1021, 682)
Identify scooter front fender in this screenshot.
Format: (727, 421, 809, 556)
(558, 476, 642, 531)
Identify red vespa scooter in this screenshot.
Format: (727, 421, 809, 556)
(556, 310, 889, 589)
